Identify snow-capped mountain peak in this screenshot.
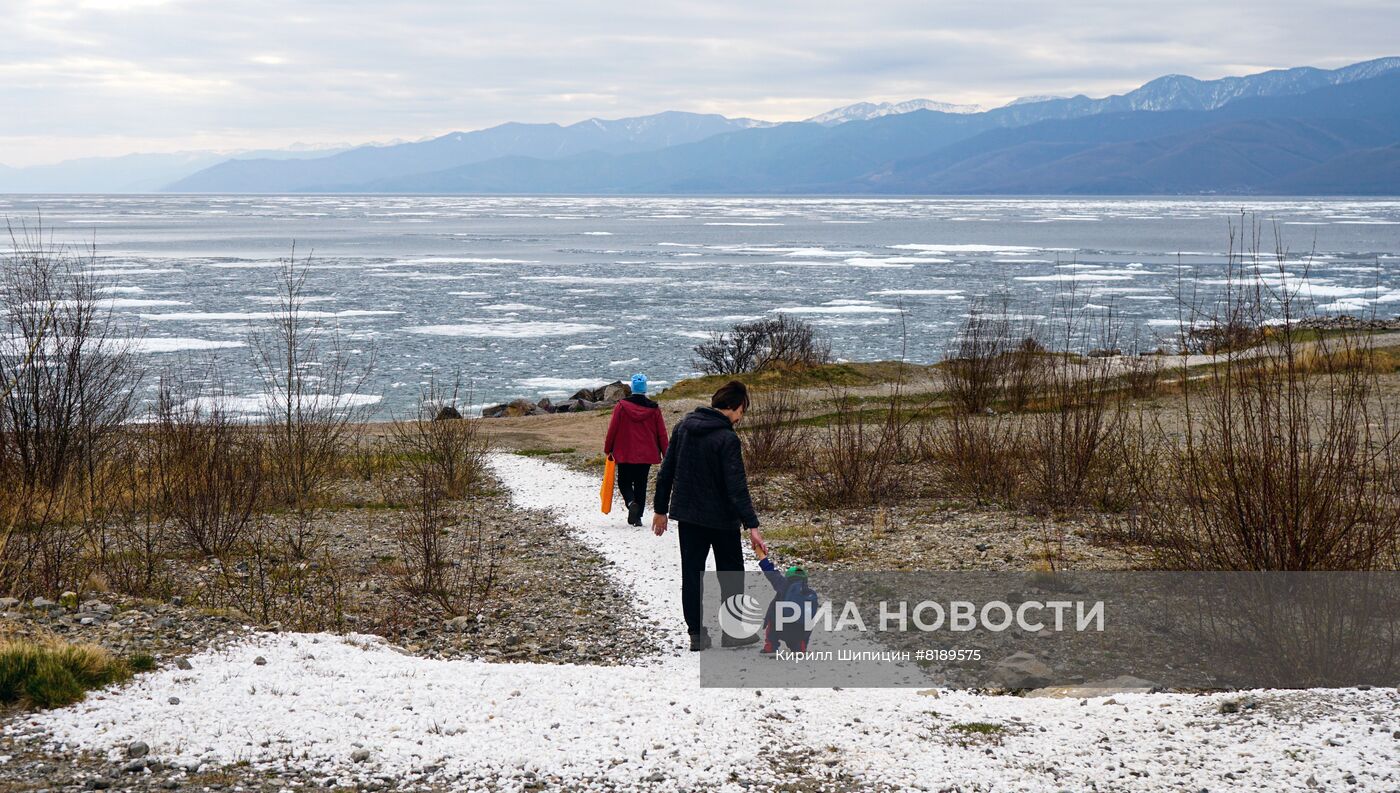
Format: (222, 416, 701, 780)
(805, 99, 984, 125)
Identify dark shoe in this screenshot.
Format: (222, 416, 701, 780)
(627, 500, 644, 526)
(721, 632, 761, 648)
(688, 631, 712, 652)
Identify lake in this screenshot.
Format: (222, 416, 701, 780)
(3, 194, 1398, 415)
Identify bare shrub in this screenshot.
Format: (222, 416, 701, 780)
(694, 315, 831, 375)
(1003, 336, 1047, 412)
(392, 471, 499, 616)
(794, 390, 910, 509)
(939, 297, 1019, 414)
(251, 249, 375, 557)
(388, 377, 489, 501)
(1020, 295, 1125, 515)
(741, 388, 803, 477)
(1136, 220, 1400, 570)
(0, 224, 140, 595)
(920, 413, 1022, 505)
(150, 377, 266, 558)
(206, 521, 347, 631)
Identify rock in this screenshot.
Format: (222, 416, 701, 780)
(83, 778, 112, 790)
(168, 697, 181, 705)
(537, 398, 555, 413)
(127, 741, 150, 759)
(602, 381, 631, 402)
(1026, 675, 1162, 699)
(30, 597, 60, 611)
(175, 657, 193, 671)
(990, 652, 1054, 690)
(0, 596, 19, 610)
(445, 616, 474, 632)
(1087, 348, 1122, 358)
(433, 405, 463, 421)
(480, 403, 510, 418)
(253, 656, 267, 666)
(1218, 695, 1259, 714)
(645, 771, 666, 782)
(121, 759, 147, 774)
(351, 749, 371, 763)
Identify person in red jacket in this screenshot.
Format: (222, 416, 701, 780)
(604, 373, 670, 526)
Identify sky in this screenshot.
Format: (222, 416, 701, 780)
(2, 0, 1397, 166)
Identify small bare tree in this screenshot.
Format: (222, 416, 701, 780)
(250, 248, 375, 557)
(0, 223, 140, 595)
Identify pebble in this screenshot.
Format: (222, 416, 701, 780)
(253, 656, 267, 666)
(351, 749, 371, 763)
(126, 742, 149, 759)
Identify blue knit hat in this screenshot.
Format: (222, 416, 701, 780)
(630, 373, 648, 394)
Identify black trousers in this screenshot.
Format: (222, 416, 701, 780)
(678, 521, 744, 636)
(616, 462, 650, 510)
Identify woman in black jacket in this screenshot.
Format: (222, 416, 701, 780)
(652, 380, 768, 651)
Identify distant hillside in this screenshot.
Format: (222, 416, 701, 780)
(0, 146, 350, 193)
(347, 69, 1400, 196)
(159, 56, 1400, 195)
(165, 112, 770, 193)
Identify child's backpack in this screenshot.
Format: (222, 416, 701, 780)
(763, 574, 819, 653)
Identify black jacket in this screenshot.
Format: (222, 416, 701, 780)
(653, 407, 759, 531)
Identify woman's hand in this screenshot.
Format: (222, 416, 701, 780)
(749, 528, 768, 557)
(652, 513, 668, 536)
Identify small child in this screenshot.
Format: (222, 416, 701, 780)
(755, 548, 818, 654)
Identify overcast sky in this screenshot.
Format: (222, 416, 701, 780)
(2, 0, 1396, 166)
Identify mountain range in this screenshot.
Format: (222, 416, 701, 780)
(6, 57, 1399, 195)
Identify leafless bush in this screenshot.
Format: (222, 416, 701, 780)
(694, 315, 831, 375)
(1003, 336, 1047, 411)
(1020, 295, 1126, 515)
(938, 297, 1020, 414)
(920, 413, 1022, 505)
(388, 377, 489, 501)
(206, 521, 347, 631)
(150, 377, 266, 558)
(1136, 219, 1400, 570)
(251, 249, 375, 557)
(0, 223, 141, 595)
(741, 388, 803, 476)
(392, 471, 499, 616)
(794, 390, 910, 509)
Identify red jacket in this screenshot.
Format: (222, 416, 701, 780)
(604, 395, 669, 465)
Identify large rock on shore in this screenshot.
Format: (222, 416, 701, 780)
(482, 381, 630, 418)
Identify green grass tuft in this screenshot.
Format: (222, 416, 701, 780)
(514, 447, 577, 457)
(0, 640, 132, 710)
(127, 652, 157, 673)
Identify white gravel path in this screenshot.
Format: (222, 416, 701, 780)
(21, 453, 1400, 792)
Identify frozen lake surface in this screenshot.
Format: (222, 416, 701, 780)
(3, 194, 1398, 414)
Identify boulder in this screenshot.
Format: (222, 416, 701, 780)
(433, 405, 463, 421)
(570, 387, 600, 402)
(480, 403, 510, 419)
(553, 399, 580, 413)
(989, 652, 1054, 690)
(601, 381, 631, 402)
(537, 398, 555, 414)
(1024, 675, 1162, 699)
